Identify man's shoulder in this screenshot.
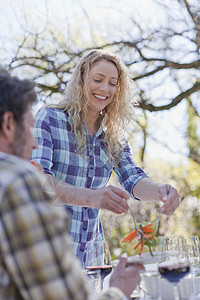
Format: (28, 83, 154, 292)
(0, 152, 61, 216)
(0, 152, 40, 188)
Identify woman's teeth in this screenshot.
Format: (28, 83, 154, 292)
(94, 94, 107, 100)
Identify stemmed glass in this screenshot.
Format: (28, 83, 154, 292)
(185, 236, 200, 296)
(185, 236, 200, 271)
(158, 236, 190, 300)
(84, 239, 112, 291)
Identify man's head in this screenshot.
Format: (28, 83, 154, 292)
(0, 70, 37, 159)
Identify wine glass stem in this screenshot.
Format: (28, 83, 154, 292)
(173, 283, 180, 300)
(101, 279, 103, 290)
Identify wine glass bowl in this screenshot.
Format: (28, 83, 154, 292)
(84, 240, 112, 290)
(185, 236, 200, 296)
(158, 236, 190, 300)
(158, 263, 190, 284)
(185, 236, 200, 267)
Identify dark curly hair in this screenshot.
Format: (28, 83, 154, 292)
(0, 69, 37, 130)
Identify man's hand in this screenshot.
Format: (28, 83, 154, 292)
(109, 253, 144, 298)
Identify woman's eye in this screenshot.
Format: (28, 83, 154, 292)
(94, 79, 101, 82)
(110, 82, 117, 87)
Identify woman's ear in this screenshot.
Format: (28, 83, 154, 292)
(1, 111, 16, 140)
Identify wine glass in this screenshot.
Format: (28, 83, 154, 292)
(140, 268, 161, 300)
(185, 236, 200, 296)
(185, 236, 200, 269)
(139, 240, 162, 300)
(84, 239, 112, 291)
(158, 236, 190, 300)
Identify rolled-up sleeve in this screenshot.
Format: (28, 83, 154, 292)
(114, 141, 148, 199)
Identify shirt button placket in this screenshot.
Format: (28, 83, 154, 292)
(88, 142, 94, 177)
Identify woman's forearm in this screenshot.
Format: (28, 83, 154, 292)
(132, 177, 180, 215)
(132, 178, 161, 202)
(45, 175, 130, 214)
(46, 174, 91, 206)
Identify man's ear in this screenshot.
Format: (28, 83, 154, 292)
(1, 111, 16, 140)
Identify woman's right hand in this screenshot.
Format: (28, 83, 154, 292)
(46, 176, 130, 212)
(90, 185, 129, 214)
(109, 253, 144, 298)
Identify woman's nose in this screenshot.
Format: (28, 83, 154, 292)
(100, 82, 109, 91)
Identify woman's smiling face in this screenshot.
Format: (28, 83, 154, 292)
(85, 59, 118, 115)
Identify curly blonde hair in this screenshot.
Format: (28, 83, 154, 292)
(54, 49, 134, 164)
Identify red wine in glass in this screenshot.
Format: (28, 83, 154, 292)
(86, 265, 112, 281)
(158, 236, 191, 300)
(158, 264, 190, 283)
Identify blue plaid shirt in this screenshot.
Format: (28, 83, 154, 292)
(31, 107, 148, 266)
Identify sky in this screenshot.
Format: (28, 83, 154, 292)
(0, 0, 190, 165)
(1, 0, 171, 38)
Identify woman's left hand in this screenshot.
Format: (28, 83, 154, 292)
(158, 184, 180, 215)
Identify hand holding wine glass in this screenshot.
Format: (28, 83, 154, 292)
(158, 236, 190, 300)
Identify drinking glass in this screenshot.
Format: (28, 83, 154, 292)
(185, 236, 200, 296)
(82, 268, 101, 295)
(158, 236, 190, 300)
(139, 242, 162, 300)
(185, 236, 200, 271)
(84, 240, 112, 291)
(140, 269, 161, 300)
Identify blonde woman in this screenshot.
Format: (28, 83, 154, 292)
(31, 49, 179, 266)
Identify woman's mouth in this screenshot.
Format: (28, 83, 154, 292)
(93, 93, 108, 100)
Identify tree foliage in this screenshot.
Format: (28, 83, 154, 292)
(1, 1, 199, 108)
(1, 0, 200, 256)
(1, 0, 199, 160)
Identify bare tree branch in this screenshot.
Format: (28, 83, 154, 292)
(139, 81, 200, 111)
